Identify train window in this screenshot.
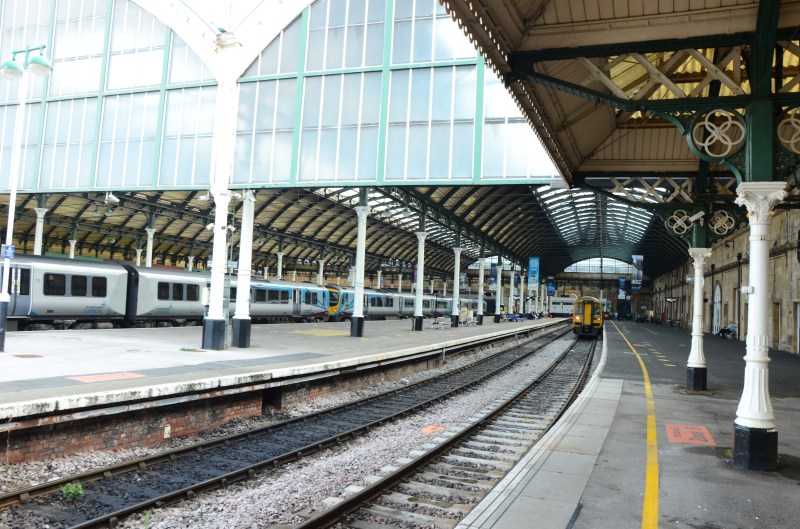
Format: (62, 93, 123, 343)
(385, 297, 393, 307)
(44, 274, 66, 296)
(71, 275, 87, 296)
(157, 282, 170, 300)
(369, 296, 382, 307)
(172, 284, 184, 301)
(18, 269, 30, 295)
(92, 277, 107, 297)
(186, 284, 199, 301)
(436, 300, 448, 309)
(254, 289, 267, 303)
(229, 287, 237, 302)
(329, 290, 340, 304)
(404, 298, 414, 308)
(422, 300, 431, 308)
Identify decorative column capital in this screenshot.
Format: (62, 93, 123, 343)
(354, 205, 371, 221)
(735, 182, 787, 224)
(452, 247, 462, 255)
(416, 231, 427, 243)
(145, 227, 155, 237)
(688, 247, 712, 266)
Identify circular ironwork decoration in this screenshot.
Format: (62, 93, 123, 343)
(667, 210, 692, 235)
(709, 210, 736, 235)
(690, 109, 745, 159)
(777, 108, 800, 154)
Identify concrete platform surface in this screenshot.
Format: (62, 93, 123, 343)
(0, 318, 557, 419)
(459, 320, 800, 529)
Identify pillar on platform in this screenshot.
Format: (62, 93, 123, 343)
(232, 191, 255, 348)
(145, 228, 155, 267)
(350, 205, 370, 337)
(477, 256, 485, 325)
(33, 207, 47, 255)
(412, 231, 427, 331)
(450, 247, 461, 327)
(686, 247, 712, 391)
(732, 181, 786, 470)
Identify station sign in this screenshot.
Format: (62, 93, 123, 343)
(1, 244, 14, 259)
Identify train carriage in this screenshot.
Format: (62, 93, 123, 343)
(573, 295, 604, 338)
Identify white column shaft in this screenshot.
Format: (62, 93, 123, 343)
(145, 228, 155, 267)
(318, 260, 325, 284)
(451, 248, 462, 317)
(734, 182, 787, 429)
(477, 258, 485, 316)
(276, 252, 284, 279)
(33, 208, 47, 255)
(414, 232, 427, 317)
(352, 206, 370, 319)
(688, 248, 712, 368)
(206, 192, 232, 320)
(68, 240, 77, 259)
(234, 191, 255, 320)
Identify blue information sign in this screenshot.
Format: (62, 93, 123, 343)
(2, 244, 14, 259)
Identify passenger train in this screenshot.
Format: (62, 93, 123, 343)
(326, 285, 486, 321)
(0, 255, 485, 330)
(572, 295, 604, 338)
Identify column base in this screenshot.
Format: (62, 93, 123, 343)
(494, 314, 501, 323)
(350, 316, 365, 337)
(202, 319, 226, 350)
(451, 315, 459, 327)
(686, 367, 707, 392)
(477, 314, 484, 325)
(412, 316, 424, 331)
(733, 423, 778, 471)
(231, 318, 251, 348)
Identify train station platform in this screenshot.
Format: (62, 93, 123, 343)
(458, 320, 800, 529)
(0, 317, 559, 421)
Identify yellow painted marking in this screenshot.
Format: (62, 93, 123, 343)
(289, 329, 350, 337)
(610, 321, 659, 528)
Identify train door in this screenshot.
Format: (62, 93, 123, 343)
(363, 294, 370, 317)
(292, 289, 302, 317)
(6, 264, 32, 316)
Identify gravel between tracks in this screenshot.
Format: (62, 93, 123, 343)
(0, 333, 572, 529)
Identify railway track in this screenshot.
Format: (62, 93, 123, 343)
(0, 323, 571, 529)
(295, 336, 596, 529)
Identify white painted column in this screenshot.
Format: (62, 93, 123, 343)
(732, 182, 786, 469)
(69, 240, 77, 259)
(477, 257, 485, 325)
(451, 247, 462, 326)
(187, 255, 195, 271)
(232, 191, 255, 347)
(412, 232, 427, 331)
(318, 260, 325, 284)
(145, 227, 155, 268)
(443, 280, 447, 296)
(291, 270, 297, 281)
(276, 252, 284, 280)
(263, 266, 269, 279)
(351, 205, 370, 336)
(205, 191, 232, 321)
(33, 207, 47, 255)
(397, 273, 402, 292)
(135, 248, 143, 266)
(519, 269, 526, 314)
(687, 248, 712, 391)
(495, 267, 503, 322)
(509, 270, 516, 314)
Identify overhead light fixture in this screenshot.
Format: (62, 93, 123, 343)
(104, 208, 114, 216)
(105, 191, 119, 205)
(197, 191, 210, 202)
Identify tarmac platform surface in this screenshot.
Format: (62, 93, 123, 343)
(459, 320, 800, 529)
(1, 318, 799, 528)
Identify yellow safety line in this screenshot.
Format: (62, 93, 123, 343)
(610, 321, 659, 529)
